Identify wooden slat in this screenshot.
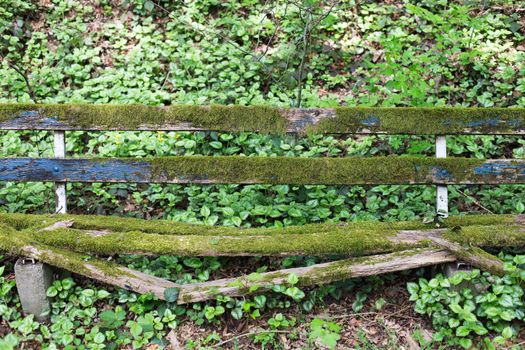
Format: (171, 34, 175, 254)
(0, 156, 524, 184)
(1, 104, 525, 134)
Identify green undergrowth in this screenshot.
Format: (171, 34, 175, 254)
(408, 252, 525, 349)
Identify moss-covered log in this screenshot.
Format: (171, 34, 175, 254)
(0, 224, 179, 299)
(427, 236, 505, 276)
(1, 222, 458, 304)
(1, 212, 521, 236)
(12, 217, 525, 258)
(2, 156, 525, 185)
(3, 238, 456, 304)
(1, 104, 525, 134)
(177, 248, 456, 303)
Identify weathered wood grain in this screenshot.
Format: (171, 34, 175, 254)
(0, 156, 524, 184)
(1, 104, 525, 134)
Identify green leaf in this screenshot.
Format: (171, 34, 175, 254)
(374, 298, 386, 311)
(130, 322, 143, 338)
(200, 206, 211, 218)
(93, 333, 105, 344)
(163, 287, 180, 303)
(46, 286, 58, 297)
(485, 307, 499, 317)
(500, 310, 515, 321)
(231, 308, 243, 320)
(287, 273, 299, 286)
(407, 282, 419, 295)
(96, 290, 110, 299)
(449, 304, 462, 314)
(456, 326, 470, 337)
(499, 294, 513, 307)
(448, 318, 460, 328)
(144, 1, 154, 11)
(458, 338, 472, 349)
(61, 278, 75, 290)
(449, 273, 464, 285)
(209, 141, 223, 149)
(502, 326, 513, 339)
(303, 300, 314, 312)
(285, 287, 305, 301)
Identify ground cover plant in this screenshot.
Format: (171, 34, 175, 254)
(1, 0, 525, 348)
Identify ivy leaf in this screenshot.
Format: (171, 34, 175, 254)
(231, 308, 243, 320)
(407, 282, 419, 296)
(458, 338, 472, 349)
(456, 326, 470, 337)
(209, 141, 223, 149)
(163, 287, 180, 303)
(46, 286, 58, 297)
(200, 206, 211, 218)
(144, 1, 154, 11)
(374, 298, 386, 311)
(448, 318, 460, 328)
(502, 326, 513, 339)
(449, 304, 462, 314)
(287, 273, 299, 286)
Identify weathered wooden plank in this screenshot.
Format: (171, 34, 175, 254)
(0, 156, 524, 184)
(1, 104, 525, 134)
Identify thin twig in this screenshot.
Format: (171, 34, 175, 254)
(7, 62, 38, 103)
(455, 187, 494, 214)
(295, 11, 312, 108)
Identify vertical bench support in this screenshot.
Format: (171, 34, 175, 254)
(15, 131, 67, 320)
(14, 258, 53, 322)
(54, 131, 67, 213)
(436, 136, 448, 218)
(436, 135, 467, 276)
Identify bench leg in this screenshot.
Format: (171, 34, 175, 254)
(14, 258, 53, 322)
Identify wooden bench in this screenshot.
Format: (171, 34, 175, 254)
(1, 104, 524, 317)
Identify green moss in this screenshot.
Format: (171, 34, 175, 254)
(0, 104, 287, 134)
(311, 107, 525, 135)
(148, 156, 489, 185)
(2, 104, 525, 134)
(0, 212, 521, 237)
(444, 224, 525, 247)
(30, 227, 406, 257)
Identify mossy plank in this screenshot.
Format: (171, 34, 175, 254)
(0, 212, 522, 237)
(20, 220, 525, 257)
(1, 156, 524, 184)
(1, 104, 525, 134)
(176, 248, 457, 303)
(427, 236, 505, 276)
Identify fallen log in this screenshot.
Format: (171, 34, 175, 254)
(178, 248, 456, 303)
(0, 215, 518, 303)
(24, 221, 525, 257)
(0, 212, 522, 236)
(0, 223, 456, 304)
(426, 236, 505, 276)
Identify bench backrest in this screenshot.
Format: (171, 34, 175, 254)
(1, 104, 524, 215)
